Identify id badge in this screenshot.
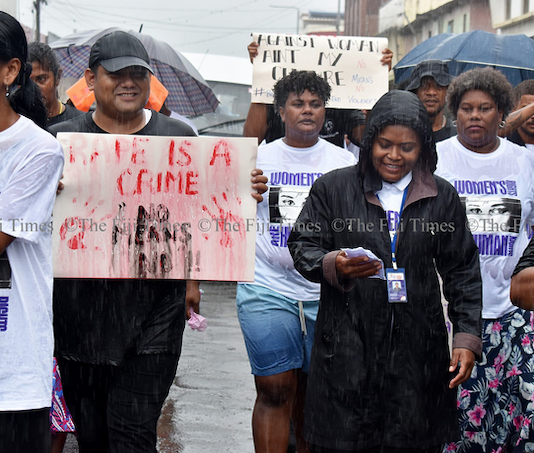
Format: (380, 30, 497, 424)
(386, 268, 407, 303)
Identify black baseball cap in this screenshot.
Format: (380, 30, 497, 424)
(406, 60, 453, 91)
(89, 31, 153, 74)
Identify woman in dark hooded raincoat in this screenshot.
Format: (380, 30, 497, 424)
(287, 90, 483, 452)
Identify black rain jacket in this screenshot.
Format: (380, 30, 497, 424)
(288, 91, 482, 450)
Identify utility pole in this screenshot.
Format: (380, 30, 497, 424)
(33, 0, 48, 42)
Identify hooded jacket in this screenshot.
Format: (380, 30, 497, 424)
(288, 91, 482, 450)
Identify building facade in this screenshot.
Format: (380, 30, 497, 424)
(345, 0, 384, 37)
(0, 0, 18, 18)
(358, 0, 495, 71)
(301, 11, 345, 36)
(490, 0, 534, 37)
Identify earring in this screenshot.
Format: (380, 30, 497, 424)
(452, 120, 457, 127)
(499, 120, 506, 128)
(4, 85, 9, 98)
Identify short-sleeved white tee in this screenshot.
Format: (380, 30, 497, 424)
(249, 138, 357, 301)
(436, 136, 534, 319)
(0, 115, 64, 411)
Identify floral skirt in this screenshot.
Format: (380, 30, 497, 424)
(50, 357, 75, 433)
(445, 309, 534, 452)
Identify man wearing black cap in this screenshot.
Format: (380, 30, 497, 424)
(51, 31, 193, 137)
(49, 31, 266, 453)
(406, 59, 456, 142)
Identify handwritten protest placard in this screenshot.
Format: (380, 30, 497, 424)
(53, 134, 258, 281)
(251, 33, 389, 109)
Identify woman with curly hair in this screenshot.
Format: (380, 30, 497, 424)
(436, 66, 534, 452)
(236, 70, 356, 452)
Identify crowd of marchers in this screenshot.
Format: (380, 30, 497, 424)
(3, 9, 534, 453)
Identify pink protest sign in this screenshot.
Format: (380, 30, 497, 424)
(53, 133, 258, 281)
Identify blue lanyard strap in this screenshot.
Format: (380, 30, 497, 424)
(377, 187, 408, 270)
(391, 188, 408, 256)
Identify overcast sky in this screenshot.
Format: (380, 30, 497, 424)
(18, 0, 344, 58)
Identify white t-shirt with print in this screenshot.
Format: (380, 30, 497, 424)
(250, 138, 357, 301)
(0, 115, 64, 411)
(436, 136, 534, 319)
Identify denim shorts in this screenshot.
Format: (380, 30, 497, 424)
(236, 283, 319, 376)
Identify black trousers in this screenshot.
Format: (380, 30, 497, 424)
(0, 408, 50, 453)
(58, 353, 179, 453)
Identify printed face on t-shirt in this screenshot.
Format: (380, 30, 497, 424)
(268, 186, 309, 224)
(464, 196, 521, 234)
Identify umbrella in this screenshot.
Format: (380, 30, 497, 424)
(394, 30, 534, 87)
(50, 28, 219, 116)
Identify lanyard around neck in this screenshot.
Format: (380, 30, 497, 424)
(377, 187, 408, 270)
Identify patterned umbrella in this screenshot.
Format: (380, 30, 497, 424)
(50, 28, 219, 116)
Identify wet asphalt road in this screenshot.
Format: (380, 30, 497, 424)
(159, 281, 256, 452)
(64, 281, 256, 452)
